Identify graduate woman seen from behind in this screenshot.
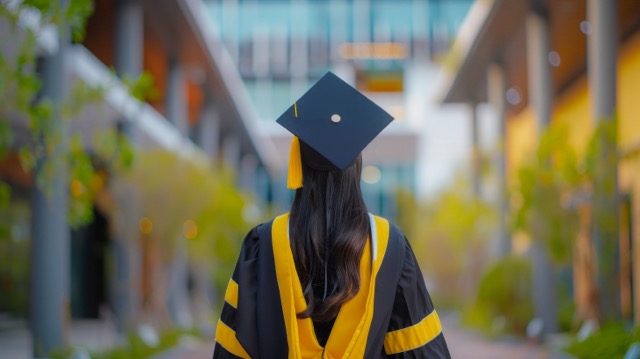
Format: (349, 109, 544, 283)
(213, 72, 450, 358)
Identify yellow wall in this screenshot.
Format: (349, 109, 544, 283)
(618, 31, 640, 322)
(506, 107, 536, 180)
(505, 75, 592, 180)
(506, 28, 640, 321)
(619, 31, 640, 154)
(506, 30, 640, 175)
(552, 77, 593, 154)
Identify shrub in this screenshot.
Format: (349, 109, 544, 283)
(565, 323, 640, 359)
(461, 255, 533, 335)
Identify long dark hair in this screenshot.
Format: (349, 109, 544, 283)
(289, 148, 370, 322)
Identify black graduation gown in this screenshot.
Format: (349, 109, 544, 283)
(213, 213, 450, 358)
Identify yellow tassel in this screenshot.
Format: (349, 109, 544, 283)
(287, 136, 303, 189)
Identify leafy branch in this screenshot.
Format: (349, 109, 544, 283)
(0, 0, 153, 227)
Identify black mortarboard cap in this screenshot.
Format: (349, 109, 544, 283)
(277, 71, 394, 188)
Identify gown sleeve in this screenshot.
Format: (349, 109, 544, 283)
(384, 235, 451, 358)
(213, 227, 260, 359)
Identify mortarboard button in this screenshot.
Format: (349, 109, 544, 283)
(331, 114, 341, 123)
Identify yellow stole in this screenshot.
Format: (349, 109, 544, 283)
(271, 213, 390, 359)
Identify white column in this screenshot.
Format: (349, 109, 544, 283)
(112, 0, 144, 333)
(240, 154, 259, 192)
(223, 134, 241, 171)
(222, 0, 239, 63)
(290, 0, 308, 79)
(526, 8, 558, 335)
(198, 103, 220, 161)
(329, 0, 347, 65)
(468, 103, 481, 198)
(588, 0, 620, 322)
(487, 62, 510, 257)
(30, 1, 70, 355)
(166, 56, 189, 137)
(114, 0, 143, 140)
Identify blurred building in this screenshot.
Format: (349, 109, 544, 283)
(205, 0, 475, 217)
(440, 0, 640, 332)
(0, 0, 278, 350)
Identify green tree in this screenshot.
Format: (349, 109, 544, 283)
(512, 119, 620, 325)
(405, 176, 497, 308)
(512, 124, 584, 265)
(114, 150, 257, 316)
(0, 1, 144, 229)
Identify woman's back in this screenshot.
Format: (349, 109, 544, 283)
(212, 72, 450, 358)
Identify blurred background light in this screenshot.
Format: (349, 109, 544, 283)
(580, 20, 592, 35)
(339, 42, 408, 60)
(362, 165, 382, 184)
(183, 219, 198, 239)
(548, 51, 561, 67)
(139, 217, 153, 234)
(505, 87, 522, 106)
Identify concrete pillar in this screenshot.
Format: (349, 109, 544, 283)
(222, 0, 239, 64)
(165, 57, 191, 326)
(239, 154, 258, 193)
(526, 9, 552, 130)
(167, 244, 192, 328)
(30, 2, 70, 355)
(114, 0, 142, 141)
(252, 24, 270, 78)
(115, 0, 143, 78)
(587, 0, 620, 321)
(113, 0, 143, 332)
(290, 0, 308, 78)
(353, 0, 370, 43)
(197, 103, 220, 161)
(254, 165, 271, 205)
(222, 134, 241, 172)
(166, 56, 189, 136)
(329, 0, 347, 64)
(487, 62, 510, 257)
(468, 103, 481, 198)
(526, 7, 558, 335)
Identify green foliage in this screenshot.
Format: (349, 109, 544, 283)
(512, 124, 584, 265)
(65, 0, 94, 42)
(121, 72, 159, 102)
(461, 255, 533, 335)
(565, 323, 640, 359)
(67, 134, 95, 227)
(585, 118, 619, 301)
(512, 118, 621, 323)
(0, 1, 151, 230)
(403, 175, 496, 309)
(0, 199, 31, 317)
(0, 0, 98, 227)
(0, 181, 9, 210)
(116, 151, 255, 305)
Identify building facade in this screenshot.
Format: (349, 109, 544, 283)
(440, 0, 640, 332)
(205, 0, 475, 217)
(0, 0, 277, 354)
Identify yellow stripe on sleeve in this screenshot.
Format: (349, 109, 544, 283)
(215, 320, 251, 359)
(224, 279, 239, 308)
(384, 310, 443, 355)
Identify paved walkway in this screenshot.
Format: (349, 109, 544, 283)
(442, 316, 573, 359)
(0, 316, 124, 359)
(156, 314, 575, 359)
(1, 313, 574, 359)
